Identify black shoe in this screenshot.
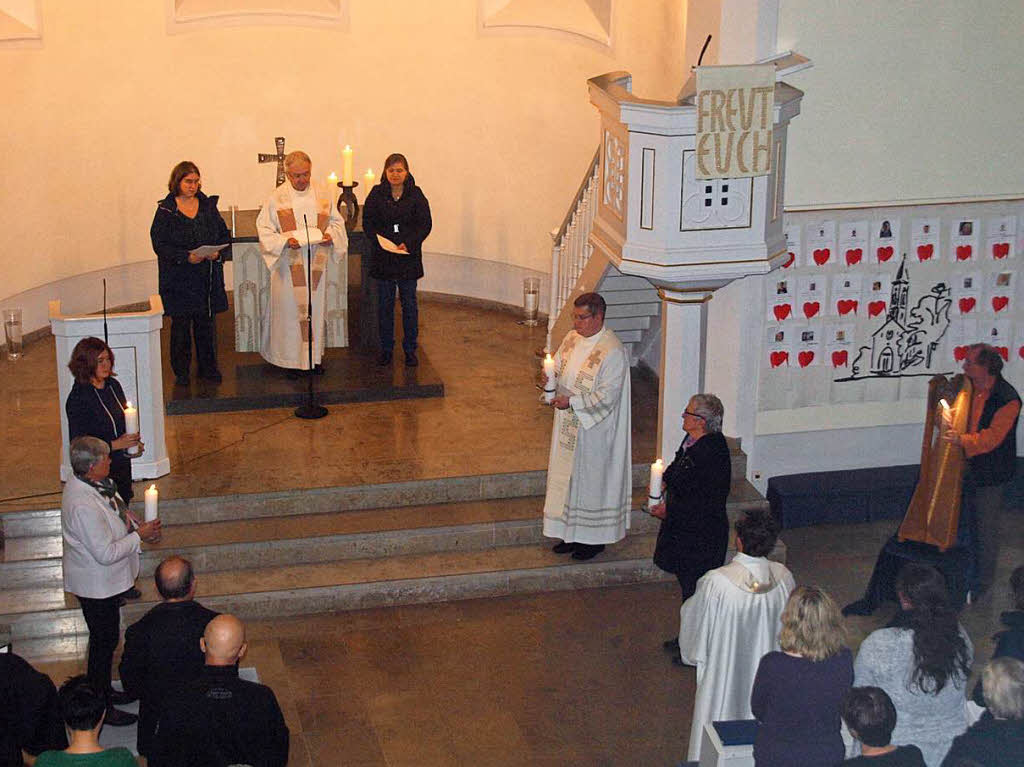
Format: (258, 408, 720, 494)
(551, 541, 575, 554)
(671, 651, 694, 668)
(662, 637, 679, 652)
(313, 363, 325, 375)
(199, 370, 222, 383)
(108, 688, 137, 705)
(377, 351, 393, 366)
(404, 351, 418, 367)
(841, 598, 876, 617)
(103, 706, 138, 727)
(120, 587, 141, 600)
(174, 375, 190, 386)
(571, 544, 605, 561)
(286, 368, 302, 380)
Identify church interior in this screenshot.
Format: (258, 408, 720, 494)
(2, 1, 1023, 765)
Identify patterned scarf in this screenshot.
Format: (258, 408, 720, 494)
(83, 476, 131, 528)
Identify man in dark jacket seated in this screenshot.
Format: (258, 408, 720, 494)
(149, 614, 289, 767)
(0, 649, 67, 765)
(118, 556, 218, 759)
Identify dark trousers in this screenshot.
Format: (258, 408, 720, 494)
(170, 314, 218, 378)
(76, 595, 121, 700)
(962, 481, 1005, 593)
(676, 573, 699, 604)
(378, 279, 418, 353)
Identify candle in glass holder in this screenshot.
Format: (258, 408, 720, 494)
(364, 169, 376, 189)
(542, 354, 556, 403)
(648, 458, 664, 506)
(327, 171, 338, 186)
(341, 145, 353, 185)
(144, 484, 159, 522)
(123, 401, 140, 455)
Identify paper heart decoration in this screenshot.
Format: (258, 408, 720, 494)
(953, 345, 969, 361)
(837, 299, 858, 316)
(877, 246, 894, 262)
(812, 248, 831, 266)
(956, 244, 972, 261)
(803, 301, 820, 319)
(773, 304, 792, 321)
(916, 243, 934, 261)
(958, 297, 976, 314)
(770, 351, 789, 368)
(845, 248, 863, 266)
(782, 252, 795, 268)
(831, 350, 849, 367)
(1019, 346, 1024, 361)
(798, 351, 815, 368)
(868, 300, 886, 318)
(992, 296, 1009, 312)
(993, 242, 1010, 259)
(997, 347, 1009, 361)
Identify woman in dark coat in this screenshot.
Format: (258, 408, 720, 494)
(361, 153, 432, 367)
(150, 161, 230, 386)
(65, 337, 142, 504)
(651, 392, 732, 663)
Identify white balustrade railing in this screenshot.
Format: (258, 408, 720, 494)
(546, 149, 600, 351)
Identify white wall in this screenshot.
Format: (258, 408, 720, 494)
(0, 0, 685, 330)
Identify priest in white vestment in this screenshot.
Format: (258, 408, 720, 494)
(256, 150, 347, 373)
(678, 508, 795, 761)
(542, 292, 632, 561)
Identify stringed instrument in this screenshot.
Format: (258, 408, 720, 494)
(897, 373, 973, 551)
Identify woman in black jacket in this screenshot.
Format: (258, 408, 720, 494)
(650, 393, 733, 664)
(150, 161, 231, 386)
(362, 153, 432, 367)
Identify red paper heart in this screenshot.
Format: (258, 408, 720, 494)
(997, 347, 1009, 361)
(992, 296, 1009, 312)
(803, 301, 820, 319)
(831, 350, 848, 367)
(1018, 346, 1024, 361)
(770, 351, 789, 368)
(845, 248, 862, 266)
(773, 304, 792, 321)
(782, 252, 795, 268)
(954, 345, 969, 361)
(877, 246, 894, 262)
(812, 248, 830, 266)
(956, 244, 972, 261)
(993, 242, 1010, 259)
(798, 351, 815, 368)
(837, 299, 858, 316)
(917, 244, 934, 261)
(868, 300, 886, 317)
(958, 297, 976, 314)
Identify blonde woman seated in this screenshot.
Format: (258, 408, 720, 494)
(751, 586, 854, 766)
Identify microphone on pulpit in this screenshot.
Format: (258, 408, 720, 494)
(295, 214, 328, 419)
(102, 278, 109, 345)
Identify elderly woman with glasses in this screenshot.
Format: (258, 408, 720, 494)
(650, 393, 733, 664)
(61, 436, 161, 728)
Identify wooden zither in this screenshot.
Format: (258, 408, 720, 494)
(897, 373, 973, 551)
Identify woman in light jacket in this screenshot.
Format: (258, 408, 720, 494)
(62, 436, 161, 727)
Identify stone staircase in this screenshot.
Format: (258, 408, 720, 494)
(597, 264, 661, 364)
(0, 445, 772, 661)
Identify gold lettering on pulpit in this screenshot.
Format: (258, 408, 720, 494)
(695, 66, 775, 179)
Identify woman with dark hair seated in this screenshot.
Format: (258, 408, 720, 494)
(853, 563, 973, 766)
(751, 586, 854, 766)
(34, 676, 136, 765)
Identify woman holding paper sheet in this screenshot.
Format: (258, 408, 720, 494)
(362, 153, 432, 367)
(150, 161, 231, 386)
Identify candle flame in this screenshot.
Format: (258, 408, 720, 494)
(148, 484, 156, 492)
(344, 145, 351, 151)
(940, 399, 950, 410)
(126, 401, 133, 408)
(328, 172, 338, 181)
(544, 353, 553, 362)
(654, 458, 663, 468)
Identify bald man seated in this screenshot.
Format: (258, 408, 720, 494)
(118, 556, 218, 759)
(148, 614, 289, 767)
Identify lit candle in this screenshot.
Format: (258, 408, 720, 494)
(648, 458, 664, 507)
(230, 205, 236, 237)
(364, 168, 376, 190)
(341, 145, 353, 186)
(327, 171, 338, 186)
(123, 401, 140, 456)
(144, 484, 159, 522)
(542, 354, 556, 404)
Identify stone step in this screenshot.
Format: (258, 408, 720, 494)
(603, 302, 661, 320)
(1, 483, 767, 589)
(602, 288, 660, 304)
(605, 314, 652, 331)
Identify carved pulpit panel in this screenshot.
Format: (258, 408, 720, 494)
(680, 152, 752, 231)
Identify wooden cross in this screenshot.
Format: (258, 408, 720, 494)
(258, 136, 287, 187)
(585, 349, 603, 369)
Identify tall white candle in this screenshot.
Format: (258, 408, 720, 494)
(123, 401, 139, 455)
(648, 458, 664, 506)
(542, 354, 556, 404)
(144, 484, 159, 522)
(342, 145, 353, 185)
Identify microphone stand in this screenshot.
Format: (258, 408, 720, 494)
(102, 279, 109, 345)
(294, 214, 328, 419)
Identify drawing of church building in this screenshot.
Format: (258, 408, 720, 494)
(869, 259, 911, 374)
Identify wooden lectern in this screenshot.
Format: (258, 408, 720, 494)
(50, 296, 170, 484)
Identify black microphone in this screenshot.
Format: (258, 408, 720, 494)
(103, 278, 108, 345)
(295, 214, 327, 419)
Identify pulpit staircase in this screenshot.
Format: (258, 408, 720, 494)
(545, 151, 661, 364)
